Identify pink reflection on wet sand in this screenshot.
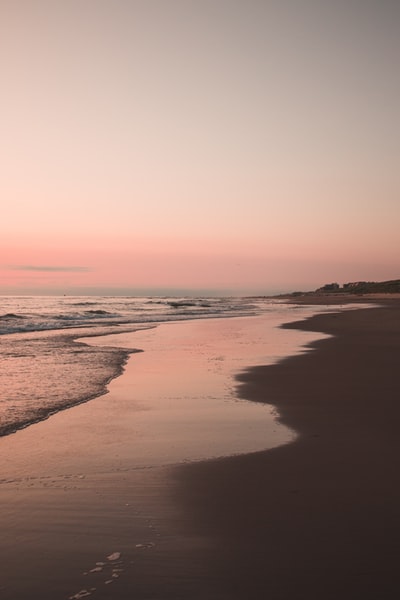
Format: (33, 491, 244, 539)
(0, 311, 328, 481)
(77, 314, 326, 467)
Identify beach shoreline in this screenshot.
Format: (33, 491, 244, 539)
(1, 297, 399, 599)
(174, 296, 400, 599)
(0, 308, 318, 599)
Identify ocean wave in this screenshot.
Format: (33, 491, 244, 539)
(0, 331, 137, 437)
(168, 300, 199, 308)
(69, 301, 100, 306)
(0, 295, 277, 437)
(0, 296, 261, 337)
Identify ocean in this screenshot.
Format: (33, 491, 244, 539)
(0, 295, 351, 441)
(0, 295, 277, 437)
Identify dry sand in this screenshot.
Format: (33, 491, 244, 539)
(1, 298, 399, 599)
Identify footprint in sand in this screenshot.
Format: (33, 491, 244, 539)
(69, 589, 96, 599)
(74, 547, 154, 597)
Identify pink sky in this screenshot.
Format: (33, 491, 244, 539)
(1, 1, 399, 295)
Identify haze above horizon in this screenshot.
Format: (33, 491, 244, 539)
(1, 0, 399, 296)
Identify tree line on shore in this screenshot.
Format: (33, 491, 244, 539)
(316, 279, 400, 294)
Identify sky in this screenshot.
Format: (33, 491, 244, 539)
(1, 0, 399, 296)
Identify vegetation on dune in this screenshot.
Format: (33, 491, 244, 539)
(316, 279, 400, 294)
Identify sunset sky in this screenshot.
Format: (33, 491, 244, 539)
(1, 0, 399, 295)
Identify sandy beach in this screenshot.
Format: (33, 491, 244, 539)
(2, 0, 399, 597)
(1, 297, 399, 599)
(176, 296, 400, 599)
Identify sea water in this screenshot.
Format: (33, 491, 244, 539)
(0, 295, 348, 440)
(0, 295, 270, 436)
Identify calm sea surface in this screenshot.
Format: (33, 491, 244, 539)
(0, 295, 343, 438)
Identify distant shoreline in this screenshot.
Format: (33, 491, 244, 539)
(275, 290, 400, 304)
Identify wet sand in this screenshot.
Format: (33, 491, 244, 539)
(175, 297, 400, 599)
(0, 312, 318, 600)
(1, 299, 399, 599)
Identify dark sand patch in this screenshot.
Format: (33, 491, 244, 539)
(173, 300, 400, 599)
